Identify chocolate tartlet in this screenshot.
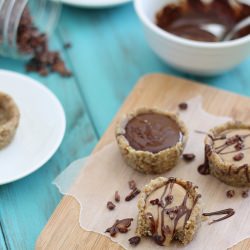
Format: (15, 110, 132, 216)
(0, 92, 20, 149)
(205, 121, 250, 187)
(137, 177, 202, 246)
(116, 108, 188, 174)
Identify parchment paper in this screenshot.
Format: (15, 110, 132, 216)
(54, 96, 250, 250)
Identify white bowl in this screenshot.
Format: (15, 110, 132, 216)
(134, 0, 250, 75)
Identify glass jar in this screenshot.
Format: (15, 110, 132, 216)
(0, 0, 61, 59)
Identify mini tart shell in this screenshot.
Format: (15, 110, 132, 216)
(0, 92, 20, 149)
(136, 177, 202, 246)
(205, 121, 250, 187)
(115, 108, 188, 174)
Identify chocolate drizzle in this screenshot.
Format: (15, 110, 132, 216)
(214, 134, 250, 155)
(198, 144, 211, 175)
(105, 218, 133, 237)
(146, 178, 201, 245)
(203, 208, 235, 225)
(199, 130, 250, 182)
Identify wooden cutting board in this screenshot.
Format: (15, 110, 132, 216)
(36, 74, 250, 250)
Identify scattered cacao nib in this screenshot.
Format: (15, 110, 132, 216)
(63, 42, 72, 49)
(150, 199, 164, 207)
(226, 135, 242, 146)
(226, 190, 235, 198)
(125, 188, 141, 202)
(17, 8, 71, 77)
(153, 234, 165, 246)
(150, 199, 160, 206)
(115, 191, 120, 202)
(105, 218, 133, 237)
(107, 201, 116, 210)
(235, 143, 244, 151)
(183, 153, 196, 162)
(242, 190, 249, 198)
(233, 152, 244, 161)
(178, 102, 188, 110)
(128, 236, 141, 246)
(129, 180, 137, 190)
(166, 206, 179, 220)
(165, 194, 173, 204)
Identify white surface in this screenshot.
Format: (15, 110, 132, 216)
(0, 70, 66, 185)
(61, 0, 131, 8)
(134, 0, 250, 75)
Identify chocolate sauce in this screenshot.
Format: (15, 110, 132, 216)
(203, 208, 235, 225)
(146, 178, 201, 245)
(156, 0, 250, 42)
(125, 113, 183, 153)
(198, 145, 211, 175)
(226, 190, 235, 198)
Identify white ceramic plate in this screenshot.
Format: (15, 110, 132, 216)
(0, 70, 66, 185)
(61, 0, 131, 8)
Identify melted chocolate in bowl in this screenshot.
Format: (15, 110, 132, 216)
(156, 0, 250, 42)
(124, 113, 183, 153)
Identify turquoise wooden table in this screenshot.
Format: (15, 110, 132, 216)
(0, 3, 249, 249)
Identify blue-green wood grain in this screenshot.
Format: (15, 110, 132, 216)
(0, 35, 98, 249)
(0, 2, 249, 249)
(0, 226, 7, 250)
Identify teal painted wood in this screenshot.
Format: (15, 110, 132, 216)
(59, 3, 250, 135)
(0, 2, 249, 250)
(0, 226, 7, 250)
(0, 35, 98, 249)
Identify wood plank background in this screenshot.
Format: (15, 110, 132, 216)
(0, 2, 249, 249)
(37, 74, 250, 250)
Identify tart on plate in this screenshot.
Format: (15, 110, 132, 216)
(0, 92, 20, 149)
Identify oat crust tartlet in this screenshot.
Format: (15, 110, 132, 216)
(0, 92, 20, 149)
(205, 121, 250, 187)
(115, 108, 188, 174)
(136, 177, 202, 246)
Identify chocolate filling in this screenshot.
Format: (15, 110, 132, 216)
(156, 0, 250, 42)
(125, 113, 183, 153)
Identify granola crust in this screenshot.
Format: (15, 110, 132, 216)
(115, 108, 188, 174)
(136, 177, 202, 246)
(205, 121, 250, 187)
(0, 92, 20, 149)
